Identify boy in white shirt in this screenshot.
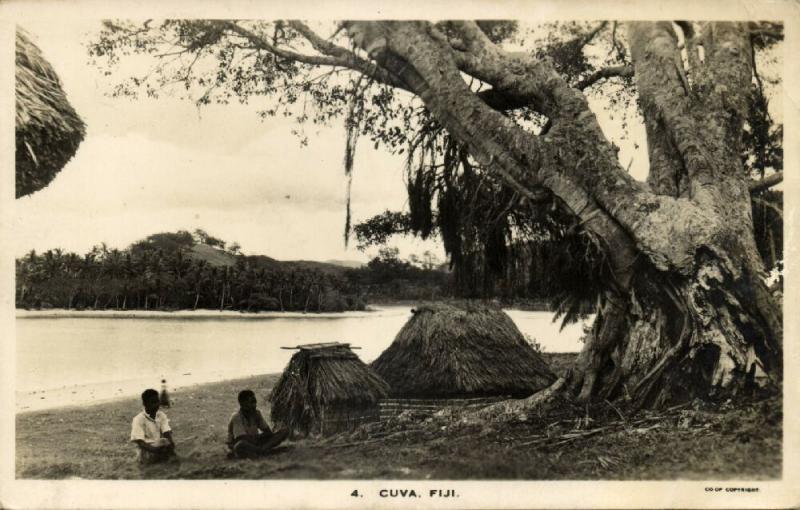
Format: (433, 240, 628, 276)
(130, 388, 176, 463)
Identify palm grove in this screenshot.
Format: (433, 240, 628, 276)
(78, 20, 784, 409)
(16, 230, 452, 312)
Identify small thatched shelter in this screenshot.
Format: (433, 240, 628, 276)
(269, 342, 389, 436)
(16, 29, 86, 198)
(371, 302, 556, 398)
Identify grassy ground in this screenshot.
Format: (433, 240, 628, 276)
(16, 354, 781, 480)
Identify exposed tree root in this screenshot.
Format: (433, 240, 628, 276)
(463, 377, 570, 424)
(460, 255, 782, 426)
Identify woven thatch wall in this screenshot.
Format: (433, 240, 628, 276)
(269, 345, 389, 435)
(371, 301, 556, 398)
(16, 29, 86, 198)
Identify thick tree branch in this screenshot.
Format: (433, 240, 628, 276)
(434, 20, 570, 118)
(575, 65, 633, 90)
(286, 21, 406, 90)
(628, 22, 730, 190)
(278, 20, 540, 114)
(346, 21, 712, 279)
(749, 172, 783, 193)
(224, 21, 412, 93)
(338, 21, 748, 276)
(224, 22, 340, 66)
(442, 21, 732, 274)
(703, 23, 752, 133)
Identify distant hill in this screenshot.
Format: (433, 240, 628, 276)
(186, 241, 351, 276)
(16, 229, 453, 311)
(323, 259, 366, 269)
(188, 243, 237, 267)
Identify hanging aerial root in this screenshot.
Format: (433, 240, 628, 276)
(569, 292, 628, 403)
(630, 282, 692, 409)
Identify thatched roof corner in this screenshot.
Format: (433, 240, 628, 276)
(371, 301, 556, 398)
(269, 343, 389, 434)
(16, 29, 86, 198)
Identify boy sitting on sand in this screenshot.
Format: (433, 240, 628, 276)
(130, 388, 176, 463)
(227, 390, 288, 458)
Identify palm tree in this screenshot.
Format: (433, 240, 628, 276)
(188, 259, 209, 310)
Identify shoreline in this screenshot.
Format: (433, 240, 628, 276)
(15, 306, 403, 320)
(16, 369, 283, 414)
(16, 311, 586, 412)
(16, 353, 578, 415)
(16, 371, 281, 416)
(15, 304, 560, 320)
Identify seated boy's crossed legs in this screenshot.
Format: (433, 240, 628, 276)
(139, 438, 177, 464)
(231, 429, 289, 459)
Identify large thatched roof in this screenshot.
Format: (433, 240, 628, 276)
(371, 302, 556, 398)
(16, 29, 85, 198)
(269, 343, 389, 434)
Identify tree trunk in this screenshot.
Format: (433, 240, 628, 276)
(346, 20, 782, 408)
(194, 292, 200, 310)
(566, 22, 781, 406)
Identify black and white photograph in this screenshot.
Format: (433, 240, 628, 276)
(1, 1, 798, 508)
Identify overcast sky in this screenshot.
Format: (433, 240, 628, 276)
(10, 18, 717, 263)
(14, 20, 451, 262)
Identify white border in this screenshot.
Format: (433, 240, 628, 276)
(1, 0, 798, 508)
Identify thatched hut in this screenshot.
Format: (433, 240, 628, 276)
(16, 29, 86, 198)
(269, 342, 389, 436)
(371, 302, 556, 398)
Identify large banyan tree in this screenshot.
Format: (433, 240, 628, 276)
(91, 20, 783, 408)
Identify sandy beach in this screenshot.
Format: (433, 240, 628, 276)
(16, 369, 266, 413)
(15, 353, 782, 481)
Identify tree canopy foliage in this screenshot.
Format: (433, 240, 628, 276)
(87, 20, 782, 314)
(16, 231, 455, 312)
(16, 231, 366, 312)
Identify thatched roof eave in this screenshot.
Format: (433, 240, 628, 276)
(15, 29, 86, 198)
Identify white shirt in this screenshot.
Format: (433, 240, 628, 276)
(130, 409, 171, 444)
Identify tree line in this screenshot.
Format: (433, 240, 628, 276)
(15, 230, 368, 312)
(15, 230, 466, 312)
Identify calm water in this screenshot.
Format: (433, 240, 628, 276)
(16, 306, 587, 411)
